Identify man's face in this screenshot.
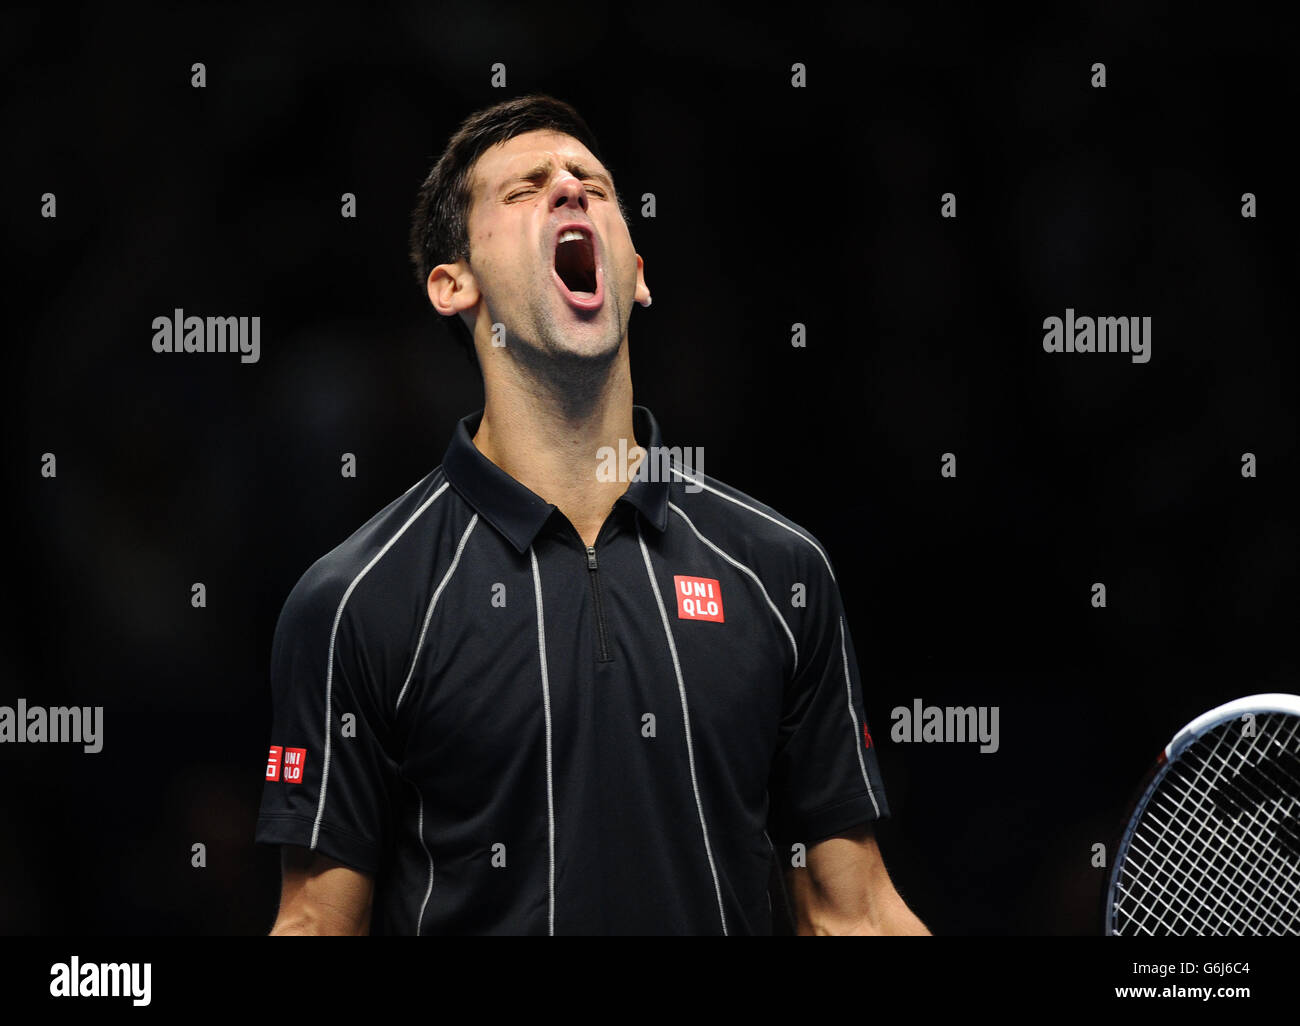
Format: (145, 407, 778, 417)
(457, 129, 648, 363)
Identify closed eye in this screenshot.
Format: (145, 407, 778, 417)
(507, 186, 605, 201)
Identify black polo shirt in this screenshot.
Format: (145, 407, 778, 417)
(255, 405, 890, 935)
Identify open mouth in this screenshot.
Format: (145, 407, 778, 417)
(553, 226, 601, 309)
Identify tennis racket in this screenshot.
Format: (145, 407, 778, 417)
(1105, 693, 1300, 936)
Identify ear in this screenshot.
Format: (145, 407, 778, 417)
(426, 261, 480, 317)
(634, 253, 651, 307)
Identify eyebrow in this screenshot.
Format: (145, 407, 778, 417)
(500, 159, 614, 194)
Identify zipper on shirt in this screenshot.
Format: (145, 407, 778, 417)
(586, 544, 613, 663)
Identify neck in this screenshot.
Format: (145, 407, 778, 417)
(472, 338, 640, 549)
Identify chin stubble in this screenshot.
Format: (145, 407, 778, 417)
(499, 290, 624, 417)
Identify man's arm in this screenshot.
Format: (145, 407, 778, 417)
(268, 846, 375, 936)
(783, 823, 930, 935)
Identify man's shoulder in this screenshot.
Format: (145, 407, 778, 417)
(667, 465, 837, 582)
(279, 466, 453, 629)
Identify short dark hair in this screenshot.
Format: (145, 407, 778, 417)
(408, 94, 629, 365)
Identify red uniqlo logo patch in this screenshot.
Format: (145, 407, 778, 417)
(265, 745, 282, 781)
(674, 575, 724, 622)
(283, 747, 307, 784)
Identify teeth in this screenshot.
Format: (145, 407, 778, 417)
(558, 229, 585, 244)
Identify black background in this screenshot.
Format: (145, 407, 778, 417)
(2, 4, 1295, 935)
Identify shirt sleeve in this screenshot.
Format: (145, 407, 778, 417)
(766, 549, 889, 853)
(254, 562, 397, 875)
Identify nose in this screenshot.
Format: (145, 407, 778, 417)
(551, 173, 588, 214)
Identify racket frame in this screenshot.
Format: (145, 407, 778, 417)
(1103, 692, 1300, 936)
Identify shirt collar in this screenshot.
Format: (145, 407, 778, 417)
(441, 404, 671, 554)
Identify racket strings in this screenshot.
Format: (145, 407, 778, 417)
(1199, 717, 1300, 857)
(1129, 737, 1286, 934)
(1153, 755, 1299, 931)
(1143, 722, 1300, 933)
(1121, 719, 1300, 934)
(1125, 777, 1285, 935)
(1113, 711, 1300, 935)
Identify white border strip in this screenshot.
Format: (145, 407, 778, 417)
(395, 513, 479, 711)
(530, 546, 557, 936)
(839, 616, 880, 817)
(668, 462, 835, 581)
(312, 480, 449, 849)
(637, 522, 728, 935)
(668, 501, 798, 674)
(412, 780, 435, 936)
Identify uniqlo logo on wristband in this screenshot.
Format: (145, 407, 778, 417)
(283, 747, 307, 783)
(674, 575, 724, 622)
(265, 745, 282, 781)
